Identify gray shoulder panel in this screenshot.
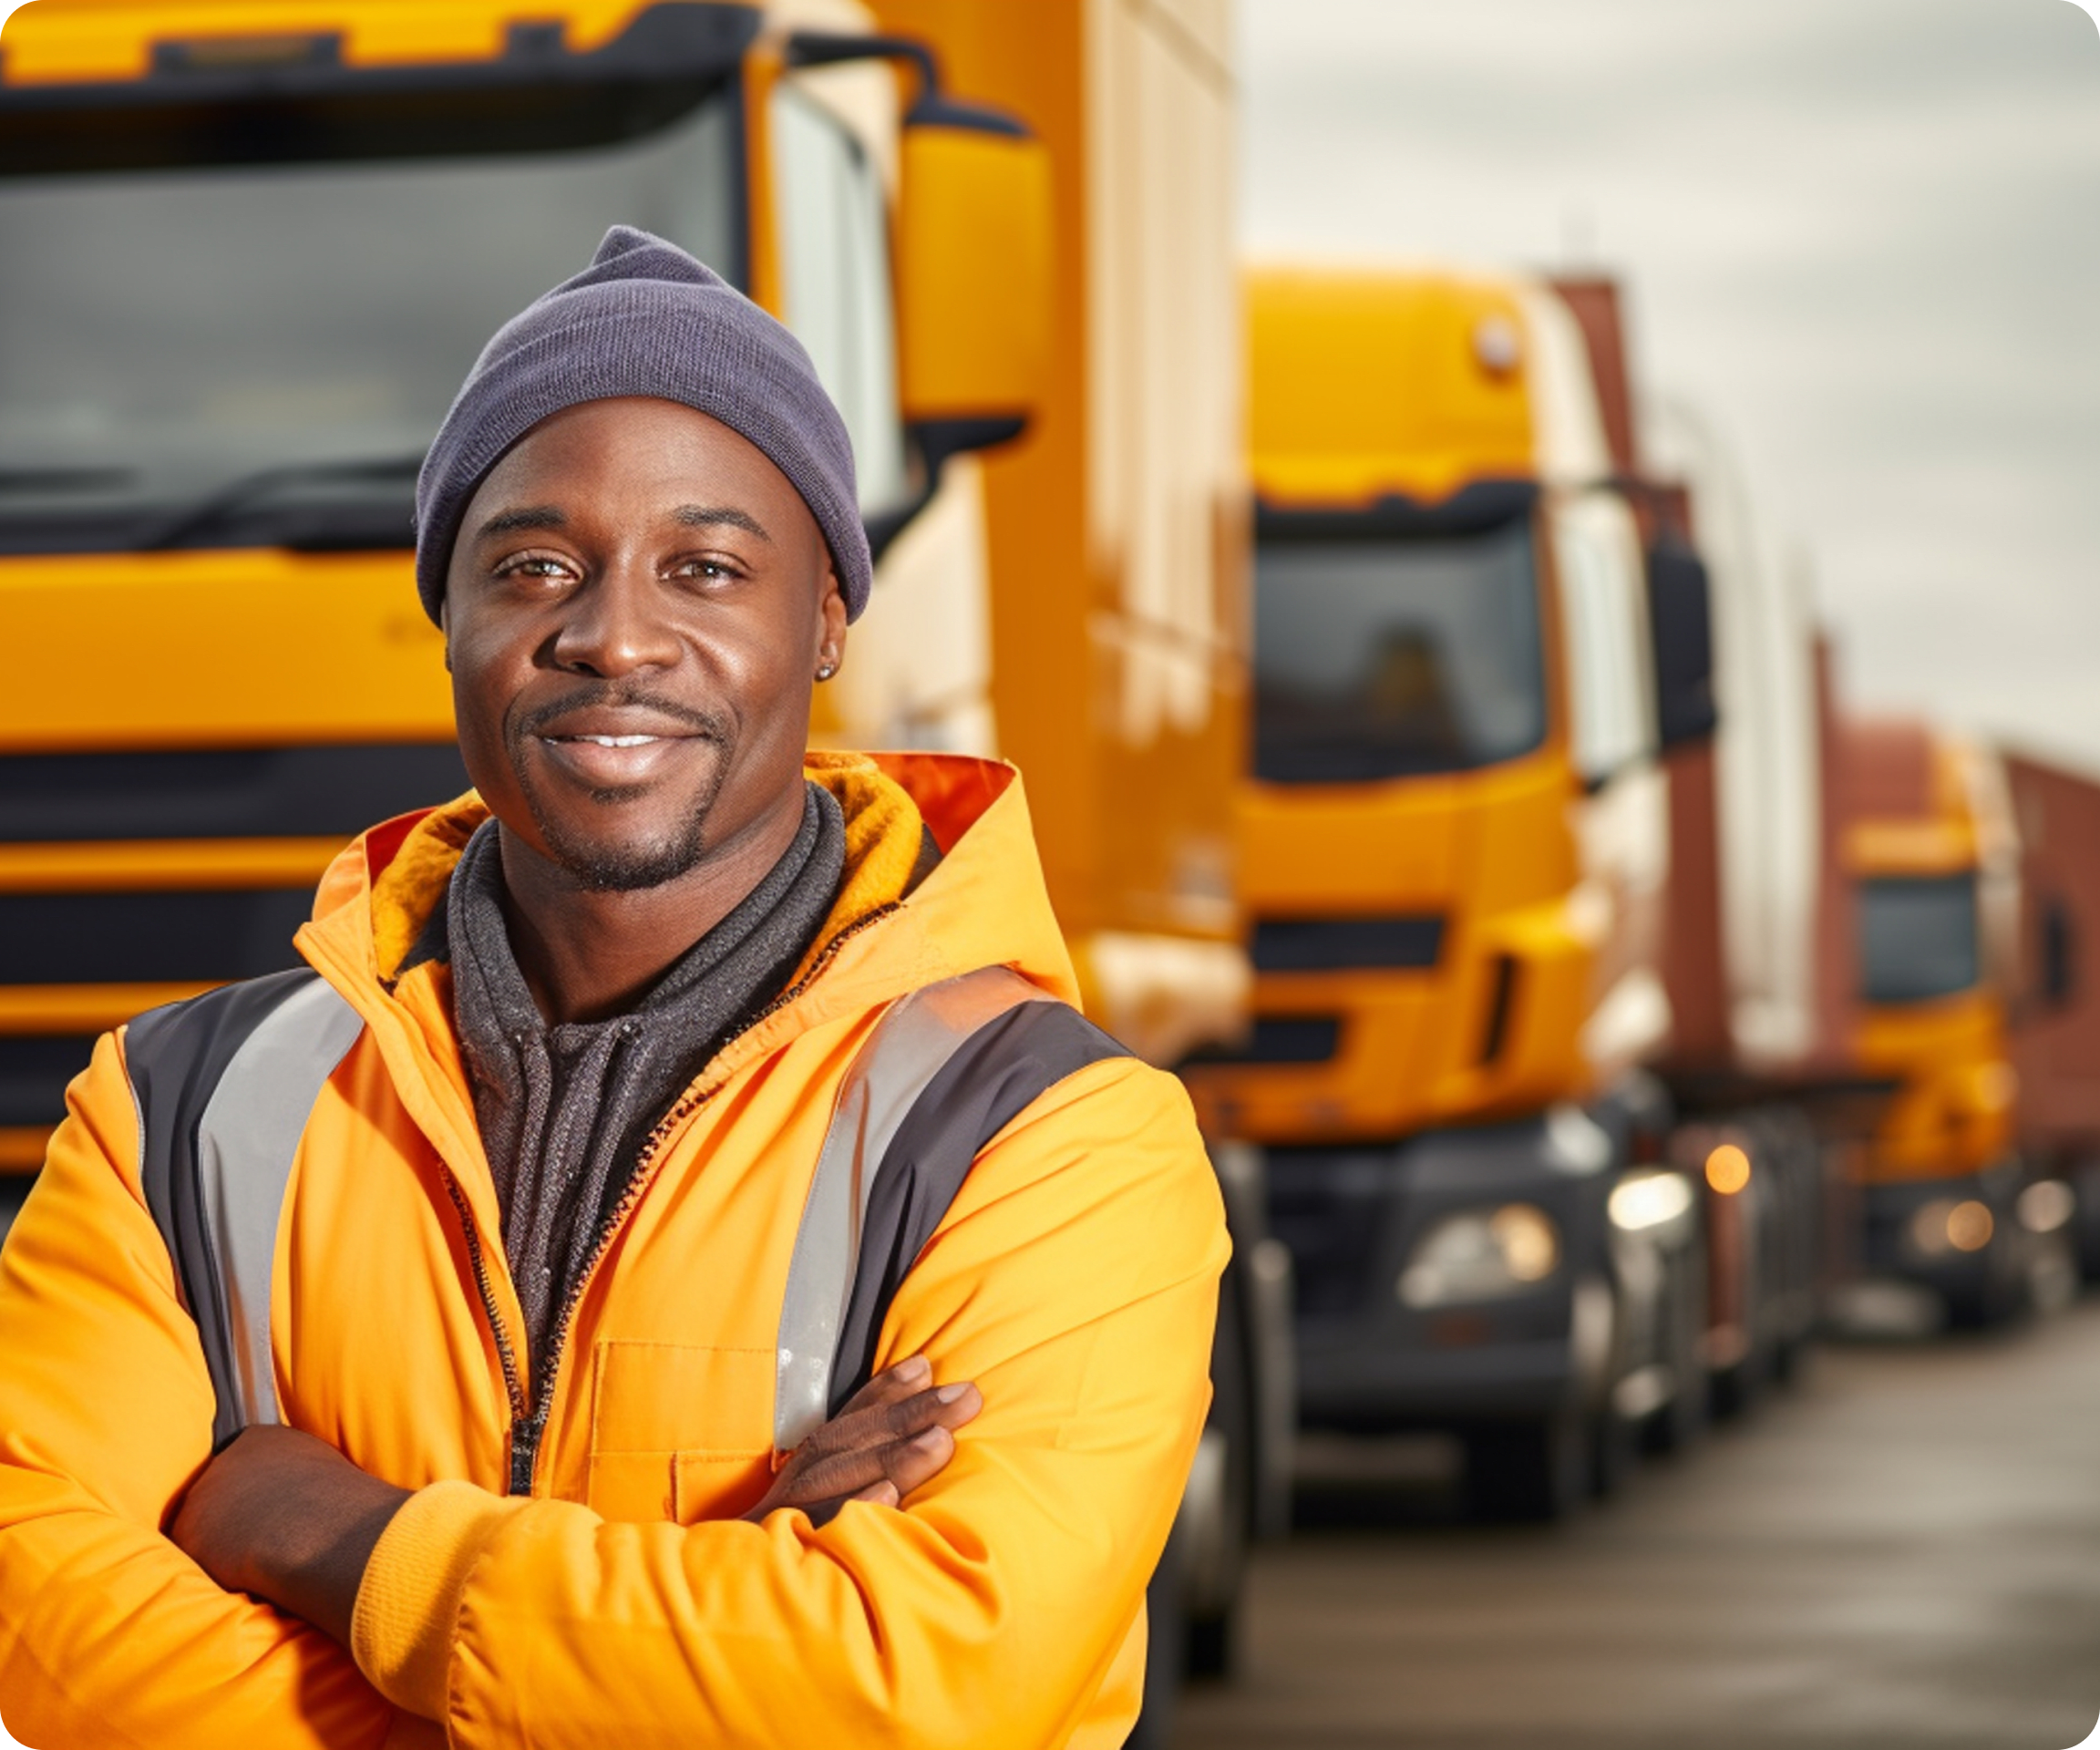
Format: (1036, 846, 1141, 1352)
(827, 1000, 1130, 1414)
(126, 968, 364, 1448)
(773, 967, 1049, 1450)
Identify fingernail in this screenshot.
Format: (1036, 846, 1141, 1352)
(897, 1355, 932, 1383)
(913, 1426, 950, 1450)
(936, 1382, 971, 1404)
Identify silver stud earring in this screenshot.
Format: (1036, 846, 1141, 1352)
(816, 663, 838, 682)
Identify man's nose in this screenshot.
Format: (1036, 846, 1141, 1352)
(549, 560, 681, 678)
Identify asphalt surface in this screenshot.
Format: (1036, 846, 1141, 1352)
(1175, 1300, 2100, 1750)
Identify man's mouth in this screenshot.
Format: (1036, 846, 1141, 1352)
(530, 722, 717, 790)
(511, 688, 730, 794)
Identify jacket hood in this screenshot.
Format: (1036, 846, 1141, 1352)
(293, 753, 1079, 1210)
(297, 748, 1077, 1037)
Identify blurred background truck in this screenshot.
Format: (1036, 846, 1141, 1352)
(1182, 262, 1889, 1518)
(0, 0, 1287, 1714)
(1838, 719, 2085, 1327)
(1180, 263, 1700, 1518)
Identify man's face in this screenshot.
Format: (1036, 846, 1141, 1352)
(444, 396, 845, 891)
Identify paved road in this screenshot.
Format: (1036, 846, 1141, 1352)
(1175, 1300, 2100, 1750)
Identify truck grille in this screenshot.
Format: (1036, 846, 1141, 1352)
(1251, 915, 1445, 973)
(1189, 1016, 1341, 1065)
(1268, 1147, 1393, 1318)
(0, 743, 468, 843)
(0, 1036, 101, 1131)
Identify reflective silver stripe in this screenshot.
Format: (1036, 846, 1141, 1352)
(192, 977, 365, 1431)
(774, 966, 1049, 1450)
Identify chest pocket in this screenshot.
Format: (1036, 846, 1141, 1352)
(586, 1341, 777, 1522)
(131, 964, 1130, 1508)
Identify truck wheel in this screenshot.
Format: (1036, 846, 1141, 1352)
(0, 1173, 29, 1244)
(1183, 1277, 1255, 1678)
(1644, 1238, 1709, 1456)
(1590, 1399, 1636, 1500)
(1462, 1408, 1589, 1523)
(1127, 1518, 1188, 1750)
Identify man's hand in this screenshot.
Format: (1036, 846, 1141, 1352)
(745, 1354, 982, 1526)
(167, 1358, 979, 1642)
(168, 1424, 408, 1648)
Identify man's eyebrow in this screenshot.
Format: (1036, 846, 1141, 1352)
(474, 505, 566, 540)
(676, 504, 772, 541)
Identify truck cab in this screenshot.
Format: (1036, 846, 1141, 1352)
(0, 0, 1044, 1175)
(0, 0, 1282, 1708)
(1183, 265, 1698, 1518)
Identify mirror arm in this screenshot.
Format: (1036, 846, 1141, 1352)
(782, 30, 1028, 135)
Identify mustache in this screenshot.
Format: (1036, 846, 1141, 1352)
(512, 682, 731, 744)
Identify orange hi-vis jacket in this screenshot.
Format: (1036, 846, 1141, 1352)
(0, 752, 1227, 1750)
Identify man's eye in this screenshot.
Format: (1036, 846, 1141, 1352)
(500, 556, 570, 581)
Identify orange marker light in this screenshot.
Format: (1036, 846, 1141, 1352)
(1704, 1143, 1752, 1196)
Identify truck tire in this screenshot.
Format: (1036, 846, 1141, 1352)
(0, 1173, 30, 1245)
(1125, 1519, 1187, 1750)
(1462, 1406, 1590, 1523)
(1184, 1267, 1255, 1678)
(1590, 1396, 1636, 1500)
(1644, 1238, 1710, 1456)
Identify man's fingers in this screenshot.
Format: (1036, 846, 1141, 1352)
(849, 1479, 901, 1508)
(877, 1379, 983, 1441)
(800, 1377, 983, 1459)
(790, 1417, 962, 1507)
(877, 1424, 955, 1499)
(836, 1355, 932, 1416)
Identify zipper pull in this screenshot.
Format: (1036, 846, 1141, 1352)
(508, 1414, 544, 1497)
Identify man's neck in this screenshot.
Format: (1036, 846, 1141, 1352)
(493, 792, 809, 1026)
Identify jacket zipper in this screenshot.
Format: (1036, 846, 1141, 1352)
(438, 1168, 532, 1491)
(499, 901, 903, 1497)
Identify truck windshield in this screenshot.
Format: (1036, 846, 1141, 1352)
(1859, 873, 1981, 1004)
(1252, 517, 1548, 783)
(0, 88, 737, 553)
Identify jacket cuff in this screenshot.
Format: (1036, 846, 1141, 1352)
(351, 1479, 526, 1720)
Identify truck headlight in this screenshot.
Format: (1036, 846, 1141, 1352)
(1610, 1168, 1695, 1234)
(1397, 1203, 1561, 1308)
(1908, 1198, 1994, 1258)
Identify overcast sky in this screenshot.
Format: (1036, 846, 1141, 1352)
(1239, 0, 2100, 768)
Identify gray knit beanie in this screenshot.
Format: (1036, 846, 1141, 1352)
(415, 225, 872, 624)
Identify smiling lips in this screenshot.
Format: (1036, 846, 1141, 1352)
(534, 716, 715, 788)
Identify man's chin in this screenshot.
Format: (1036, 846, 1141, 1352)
(511, 748, 729, 893)
(517, 788, 718, 894)
(540, 824, 713, 893)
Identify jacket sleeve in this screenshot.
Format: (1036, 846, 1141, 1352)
(0, 1030, 396, 1750)
(350, 1055, 1229, 1749)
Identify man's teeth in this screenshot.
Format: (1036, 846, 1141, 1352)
(571, 734, 659, 747)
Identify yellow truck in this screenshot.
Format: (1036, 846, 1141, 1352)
(1182, 265, 1712, 1518)
(1841, 717, 2038, 1325)
(0, 0, 1285, 1710)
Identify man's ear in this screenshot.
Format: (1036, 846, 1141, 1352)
(814, 562, 849, 681)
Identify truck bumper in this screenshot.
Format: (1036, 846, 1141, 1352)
(1268, 1114, 1618, 1433)
(1858, 1164, 2025, 1316)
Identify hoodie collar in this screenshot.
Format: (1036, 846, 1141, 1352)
(293, 752, 1078, 1193)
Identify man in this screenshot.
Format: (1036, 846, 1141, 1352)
(0, 228, 1226, 1747)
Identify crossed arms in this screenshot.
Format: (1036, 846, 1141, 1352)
(0, 1034, 1225, 1749)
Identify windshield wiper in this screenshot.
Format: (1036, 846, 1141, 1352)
(0, 468, 138, 494)
(147, 455, 424, 551)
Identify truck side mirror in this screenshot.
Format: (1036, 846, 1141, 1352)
(1646, 535, 1718, 747)
(785, 31, 1051, 479)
